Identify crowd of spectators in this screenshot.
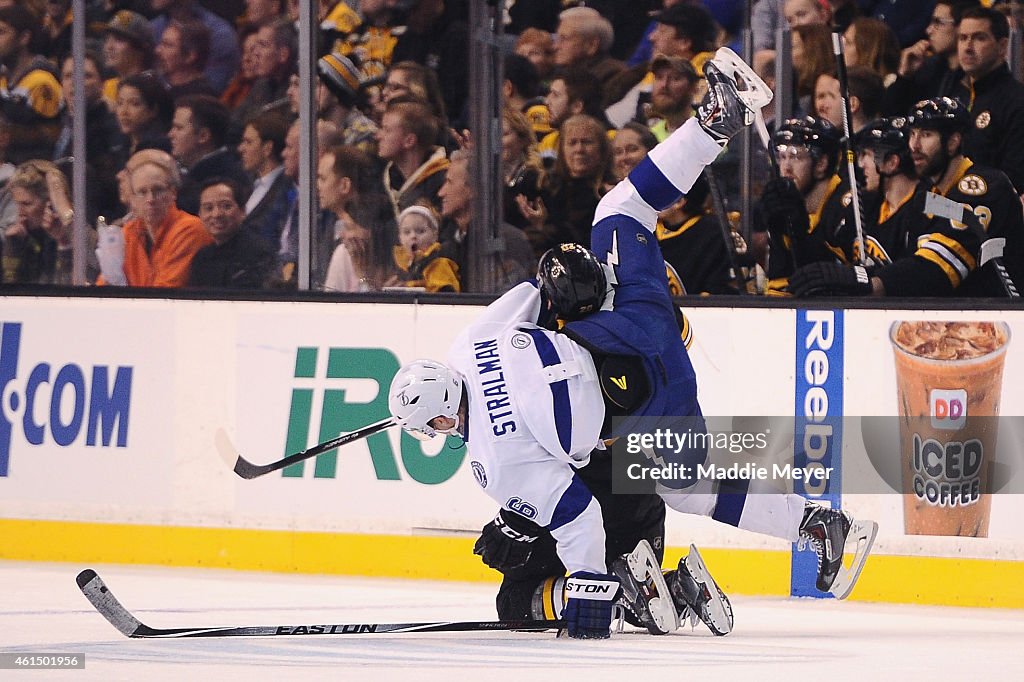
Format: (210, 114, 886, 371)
(0, 0, 1021, 298)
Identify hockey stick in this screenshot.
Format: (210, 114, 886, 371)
(703, 166, 747, 294)
(754, 109, 781, 178)
(215, 419, 395, 480)
(76, 569, 563, 638)
(923, 192, 1020, 298)
(831, 32, 868, 265)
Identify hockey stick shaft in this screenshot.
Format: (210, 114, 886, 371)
(754, 109, 781, 178)
(832, 32, 868, 265)
(216, 419, 395, 479)
(703, 166, 747, 293)
(77, 569, 563, 638)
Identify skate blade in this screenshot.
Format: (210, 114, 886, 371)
(625, 540, 679, 634)
(710, 47, 773, 112)
(829, 520, 878, 600)
(684, 544, 733, 636)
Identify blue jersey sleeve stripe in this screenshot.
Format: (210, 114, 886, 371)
(628, 157, 681, 211)
(525, 328, 574, 455)
(548, 473, 592, 531)
(711, 477, 749, 527)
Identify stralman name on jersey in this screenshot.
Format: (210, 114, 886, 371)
(473, 339, 517, 437)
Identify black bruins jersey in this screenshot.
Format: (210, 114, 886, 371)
(858, 185, 929, 266)
(656, 214, 736, 295)
(877, 158, 1024, 297)
(764, 174, 852, 295)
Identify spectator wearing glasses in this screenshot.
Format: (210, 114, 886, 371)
(148, 0, 240, 94)
(890, 0, 979, 115)
(155, 19, 216, 100)
(101, 149, 211, 287)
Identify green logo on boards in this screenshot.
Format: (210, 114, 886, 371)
(282, 347, 464, 483)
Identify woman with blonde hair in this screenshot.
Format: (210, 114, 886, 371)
(502, 107, 545, 230)
(1, 160, 94, 284)
(517, 114, 613, 252)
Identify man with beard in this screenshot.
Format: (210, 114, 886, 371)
(648, 55, 698, 142)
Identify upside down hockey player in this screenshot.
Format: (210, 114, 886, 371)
(388, 50, 877, 639)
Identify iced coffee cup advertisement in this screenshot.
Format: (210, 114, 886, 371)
(841, 311, 1024, 543)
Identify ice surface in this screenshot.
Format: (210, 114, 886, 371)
(2, 561, 1023, 681)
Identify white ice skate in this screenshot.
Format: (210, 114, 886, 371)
(828, 519, 879, 600)
(709, 47, 774, 115)
(611, 539, 680, 635)
(671, 544, 734, 636)
(799, 502, 878, 600)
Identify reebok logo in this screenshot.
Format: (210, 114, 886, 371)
(0, 322, 133, 477)
(610, 375, 627, 391)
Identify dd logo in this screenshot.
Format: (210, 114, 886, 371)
(930, 389, 967, 430)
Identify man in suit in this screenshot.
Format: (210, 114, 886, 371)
(237, 111, 292, 248)
(170, 95, 250, 215)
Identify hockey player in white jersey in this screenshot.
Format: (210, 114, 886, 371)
(389, 49, 877, 639)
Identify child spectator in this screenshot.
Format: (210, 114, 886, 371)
(386, 202, 459, 292)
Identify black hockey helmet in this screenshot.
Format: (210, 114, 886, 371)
(855, 116, 914, 175)
(906, 97, 969, 134)
(538, 243, 608, 321)
(774, 116, 842, 175)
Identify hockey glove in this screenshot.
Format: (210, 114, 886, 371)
(789, 262, 873, 297)
(563, 572, 622, 639)
(473, 510, 541, 573)
(759, 177, 810, 238)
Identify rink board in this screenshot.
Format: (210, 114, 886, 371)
(1, 296, 1022, 607)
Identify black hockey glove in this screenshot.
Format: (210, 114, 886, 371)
(788, 262, 873, 296)
(759, 177, 810, 238)
(473, 510, 542, 573)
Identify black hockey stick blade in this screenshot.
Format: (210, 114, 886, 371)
(215, 419, 395, 479)
(76, 569, 563, 638)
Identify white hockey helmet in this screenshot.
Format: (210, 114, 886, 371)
(388, 359, 464, 439)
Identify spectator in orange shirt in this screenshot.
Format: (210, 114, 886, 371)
(100, 149, 212, 287)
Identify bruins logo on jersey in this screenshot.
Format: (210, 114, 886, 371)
(864, 236, 892, 265)
(664, 262, 686, 297)
(958, 174, 988, 196)
(976, 111, 991, 129)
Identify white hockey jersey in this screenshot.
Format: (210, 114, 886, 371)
(447, 282, 609, 575)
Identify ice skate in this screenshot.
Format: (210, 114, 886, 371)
(697, 47, 773, 145)
(610, 540, 679, 635)
(666, 544, 733, 636)
(798, 501, 878, 599)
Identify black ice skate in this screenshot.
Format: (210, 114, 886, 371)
(666, 544, 733, 636)
(798, 501, 878, 599)
(697, 47, 773, 145)
(610, 540, 679, 635)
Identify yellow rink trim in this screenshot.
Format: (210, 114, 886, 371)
(2, 519, 1022, 608)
